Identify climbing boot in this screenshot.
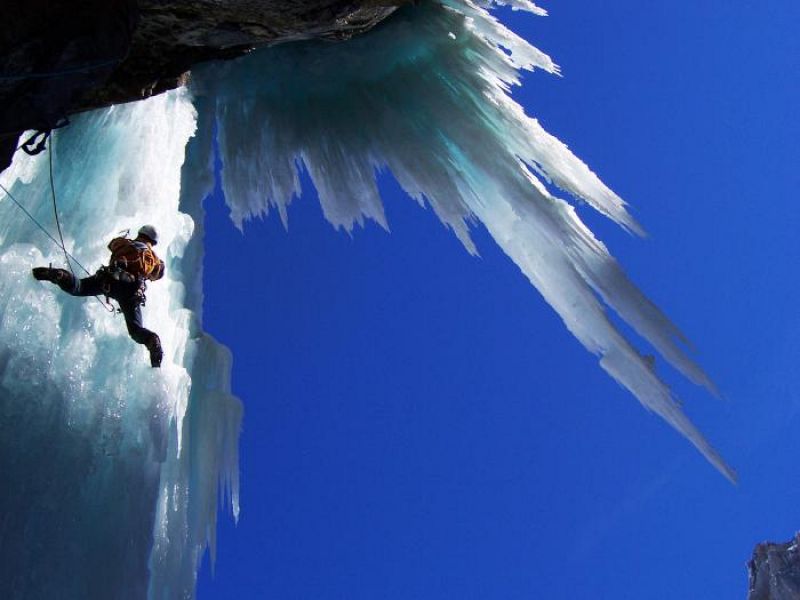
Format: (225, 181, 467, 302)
(32, 266, 70, 283)
(32, 267, 74, 291)
(146, 335, 163, 368)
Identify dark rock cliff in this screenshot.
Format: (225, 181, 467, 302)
(0, 0, 405, 172)
(748, 534, 800, 600)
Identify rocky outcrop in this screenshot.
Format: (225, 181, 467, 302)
(748, 534, 800, 600)
(1, 0, 136, 169)
(0, 0, 406, 172)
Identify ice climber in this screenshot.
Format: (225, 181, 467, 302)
(32, 225, 165, 367)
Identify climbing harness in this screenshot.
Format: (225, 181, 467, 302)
(95, 265, 146, 311)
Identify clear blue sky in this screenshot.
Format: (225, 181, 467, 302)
(198, 2, 800, 598)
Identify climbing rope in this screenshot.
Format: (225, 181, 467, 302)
(0, 180, 90, 275)
(0, 57, 123, 82)
(47, 137, 74, 279)
(0, 133, 115, 312)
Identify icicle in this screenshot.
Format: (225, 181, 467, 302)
(192, 1, 733, 479)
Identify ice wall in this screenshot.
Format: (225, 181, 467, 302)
(0, 89, 241, 599)
(191, 0, 734, 480)
(0, 1, 734, 597)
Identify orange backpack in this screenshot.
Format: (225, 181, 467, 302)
(108, 238, 159, 279)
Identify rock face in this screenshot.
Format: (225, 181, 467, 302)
(0, 0, 403, 172)
(748, 534, 800, 600)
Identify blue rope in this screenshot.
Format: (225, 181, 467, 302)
(0, 57, 122, 82)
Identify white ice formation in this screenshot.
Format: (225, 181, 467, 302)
(0, 90, 241, 599)
(0, 1, 733, 599)
(192, 2, 734, 480)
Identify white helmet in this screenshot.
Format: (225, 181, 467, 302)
(137, 225, 158, 245)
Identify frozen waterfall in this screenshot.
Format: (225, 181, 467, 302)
(0, 1, 733, 599)
(0, 90, 241, 598)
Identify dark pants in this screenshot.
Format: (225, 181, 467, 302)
(58, 271, 158, 348)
